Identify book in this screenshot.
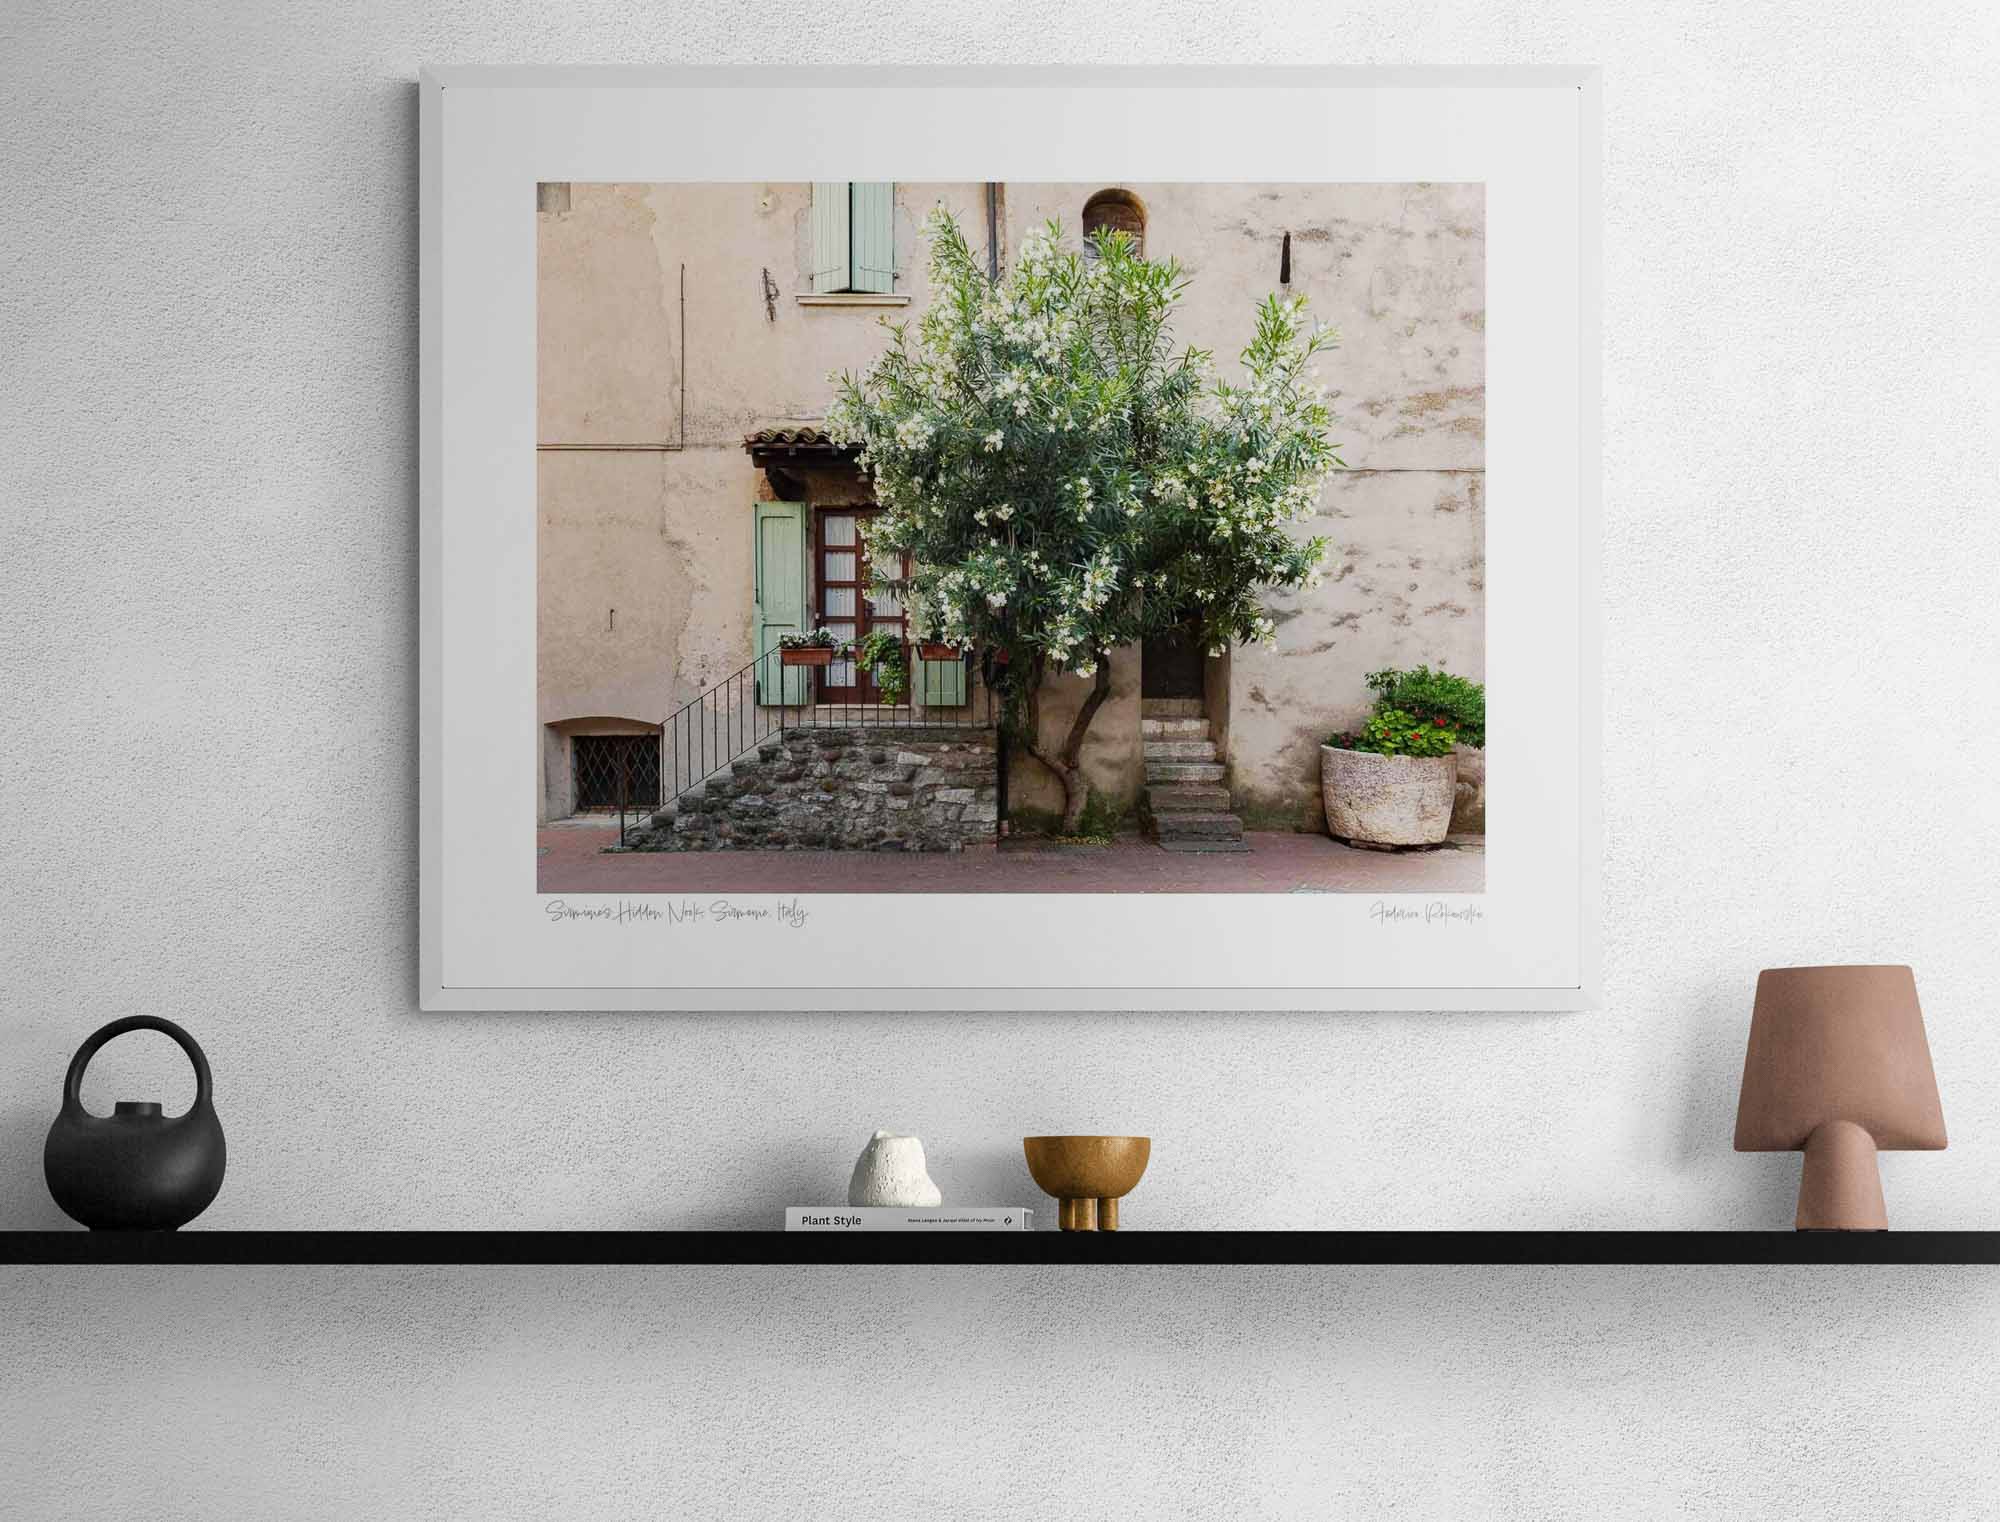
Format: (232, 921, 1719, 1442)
(785, 1206, 1035, 1232)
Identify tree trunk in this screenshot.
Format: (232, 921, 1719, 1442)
(1020, 655, 1114, 834)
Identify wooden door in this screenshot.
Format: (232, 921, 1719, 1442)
(815, 509, 908, 703)
(1142, 622, 1206, 699)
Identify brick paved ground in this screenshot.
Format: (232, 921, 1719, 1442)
(537, 822, 1483, 895)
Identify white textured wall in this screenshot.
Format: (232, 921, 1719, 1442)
(3, 1, 1999, 1516)
(4, 1266, 2000, 1520)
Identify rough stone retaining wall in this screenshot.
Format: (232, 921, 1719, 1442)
(634, 727, 998, 852)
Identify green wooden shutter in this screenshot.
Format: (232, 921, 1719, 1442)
(850, 182, 896, 294)
(917, 650, 967, 708)
(811, 182, 851, 294)
(753, 501, 810, 704)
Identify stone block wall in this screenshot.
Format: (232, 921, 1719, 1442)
(635, 727, 998, 852)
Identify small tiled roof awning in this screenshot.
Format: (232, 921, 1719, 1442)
(742, 425, 860, 466)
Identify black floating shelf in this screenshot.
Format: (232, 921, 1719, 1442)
(5, 1231, 2000, 1267)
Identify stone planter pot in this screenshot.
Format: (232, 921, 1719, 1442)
(780, 647, 834, 668)
(1320, 745, 1459, 847)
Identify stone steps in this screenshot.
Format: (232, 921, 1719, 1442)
(1144, 784, 1233, 814)
(1144, 760, 1227, 785)
(1137, 705, 1249, 851)
(631, 726, 998, 852)
(1152, 811, 1245, 840)
(1144, 739, 1218, 763)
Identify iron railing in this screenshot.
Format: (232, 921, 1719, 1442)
(610, 741, 664, 851)
(632, 647, 1000, 846)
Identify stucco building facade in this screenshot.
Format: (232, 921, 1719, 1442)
(537, 181, 1483, 836)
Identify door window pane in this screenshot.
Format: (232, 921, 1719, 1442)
(812, 509, 908, 699)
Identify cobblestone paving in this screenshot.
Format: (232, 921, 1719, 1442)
(538, 828, 1483, 895)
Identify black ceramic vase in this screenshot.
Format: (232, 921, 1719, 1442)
(44, 1015, 226, 1231)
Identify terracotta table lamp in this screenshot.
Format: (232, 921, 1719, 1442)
(1734, 965, 1945, 1231)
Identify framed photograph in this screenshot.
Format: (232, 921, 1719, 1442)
(421, 67, 1598, 1010)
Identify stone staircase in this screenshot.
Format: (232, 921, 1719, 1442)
(628, 726, 998, 852)
(1139, 698, 1249, 853)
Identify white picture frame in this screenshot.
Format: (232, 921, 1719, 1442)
(420, 66, 1600, 1011)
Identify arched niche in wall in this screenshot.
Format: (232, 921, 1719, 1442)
(1080, 188, 1146, 257)
(543, 716, 662, 816)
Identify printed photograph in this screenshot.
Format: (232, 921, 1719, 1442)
(536, 181, 1484, 894)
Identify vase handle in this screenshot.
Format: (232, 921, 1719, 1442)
(62, 1016, 214, 1116)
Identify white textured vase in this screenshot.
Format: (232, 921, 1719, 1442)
(1320, 745, 1459, 847)
(847, 1130, 942, 1207)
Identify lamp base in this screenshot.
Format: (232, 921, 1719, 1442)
(1796, 1120, 1887, 1231)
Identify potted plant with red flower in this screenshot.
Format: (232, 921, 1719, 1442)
(1321, 666, 1485, 847)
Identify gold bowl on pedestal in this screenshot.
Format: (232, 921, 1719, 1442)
(1023, 1135, 1151, 1231)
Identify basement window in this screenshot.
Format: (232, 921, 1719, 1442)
(572, 734, 661, 812)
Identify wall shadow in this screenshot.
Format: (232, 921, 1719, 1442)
(0, 1112, 74, 1230)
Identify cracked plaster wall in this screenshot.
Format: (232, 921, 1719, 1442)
(539, 180, 1485, 825)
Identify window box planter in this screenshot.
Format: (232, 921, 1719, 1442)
(915, 643, 960, 662)
(1320, 746, 1458, 847)
(780, 647, 836, 669)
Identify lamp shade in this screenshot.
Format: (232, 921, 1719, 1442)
(1734, 965, 1945, 1230)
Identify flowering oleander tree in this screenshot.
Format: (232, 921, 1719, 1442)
(827, 207, 1342, 833)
